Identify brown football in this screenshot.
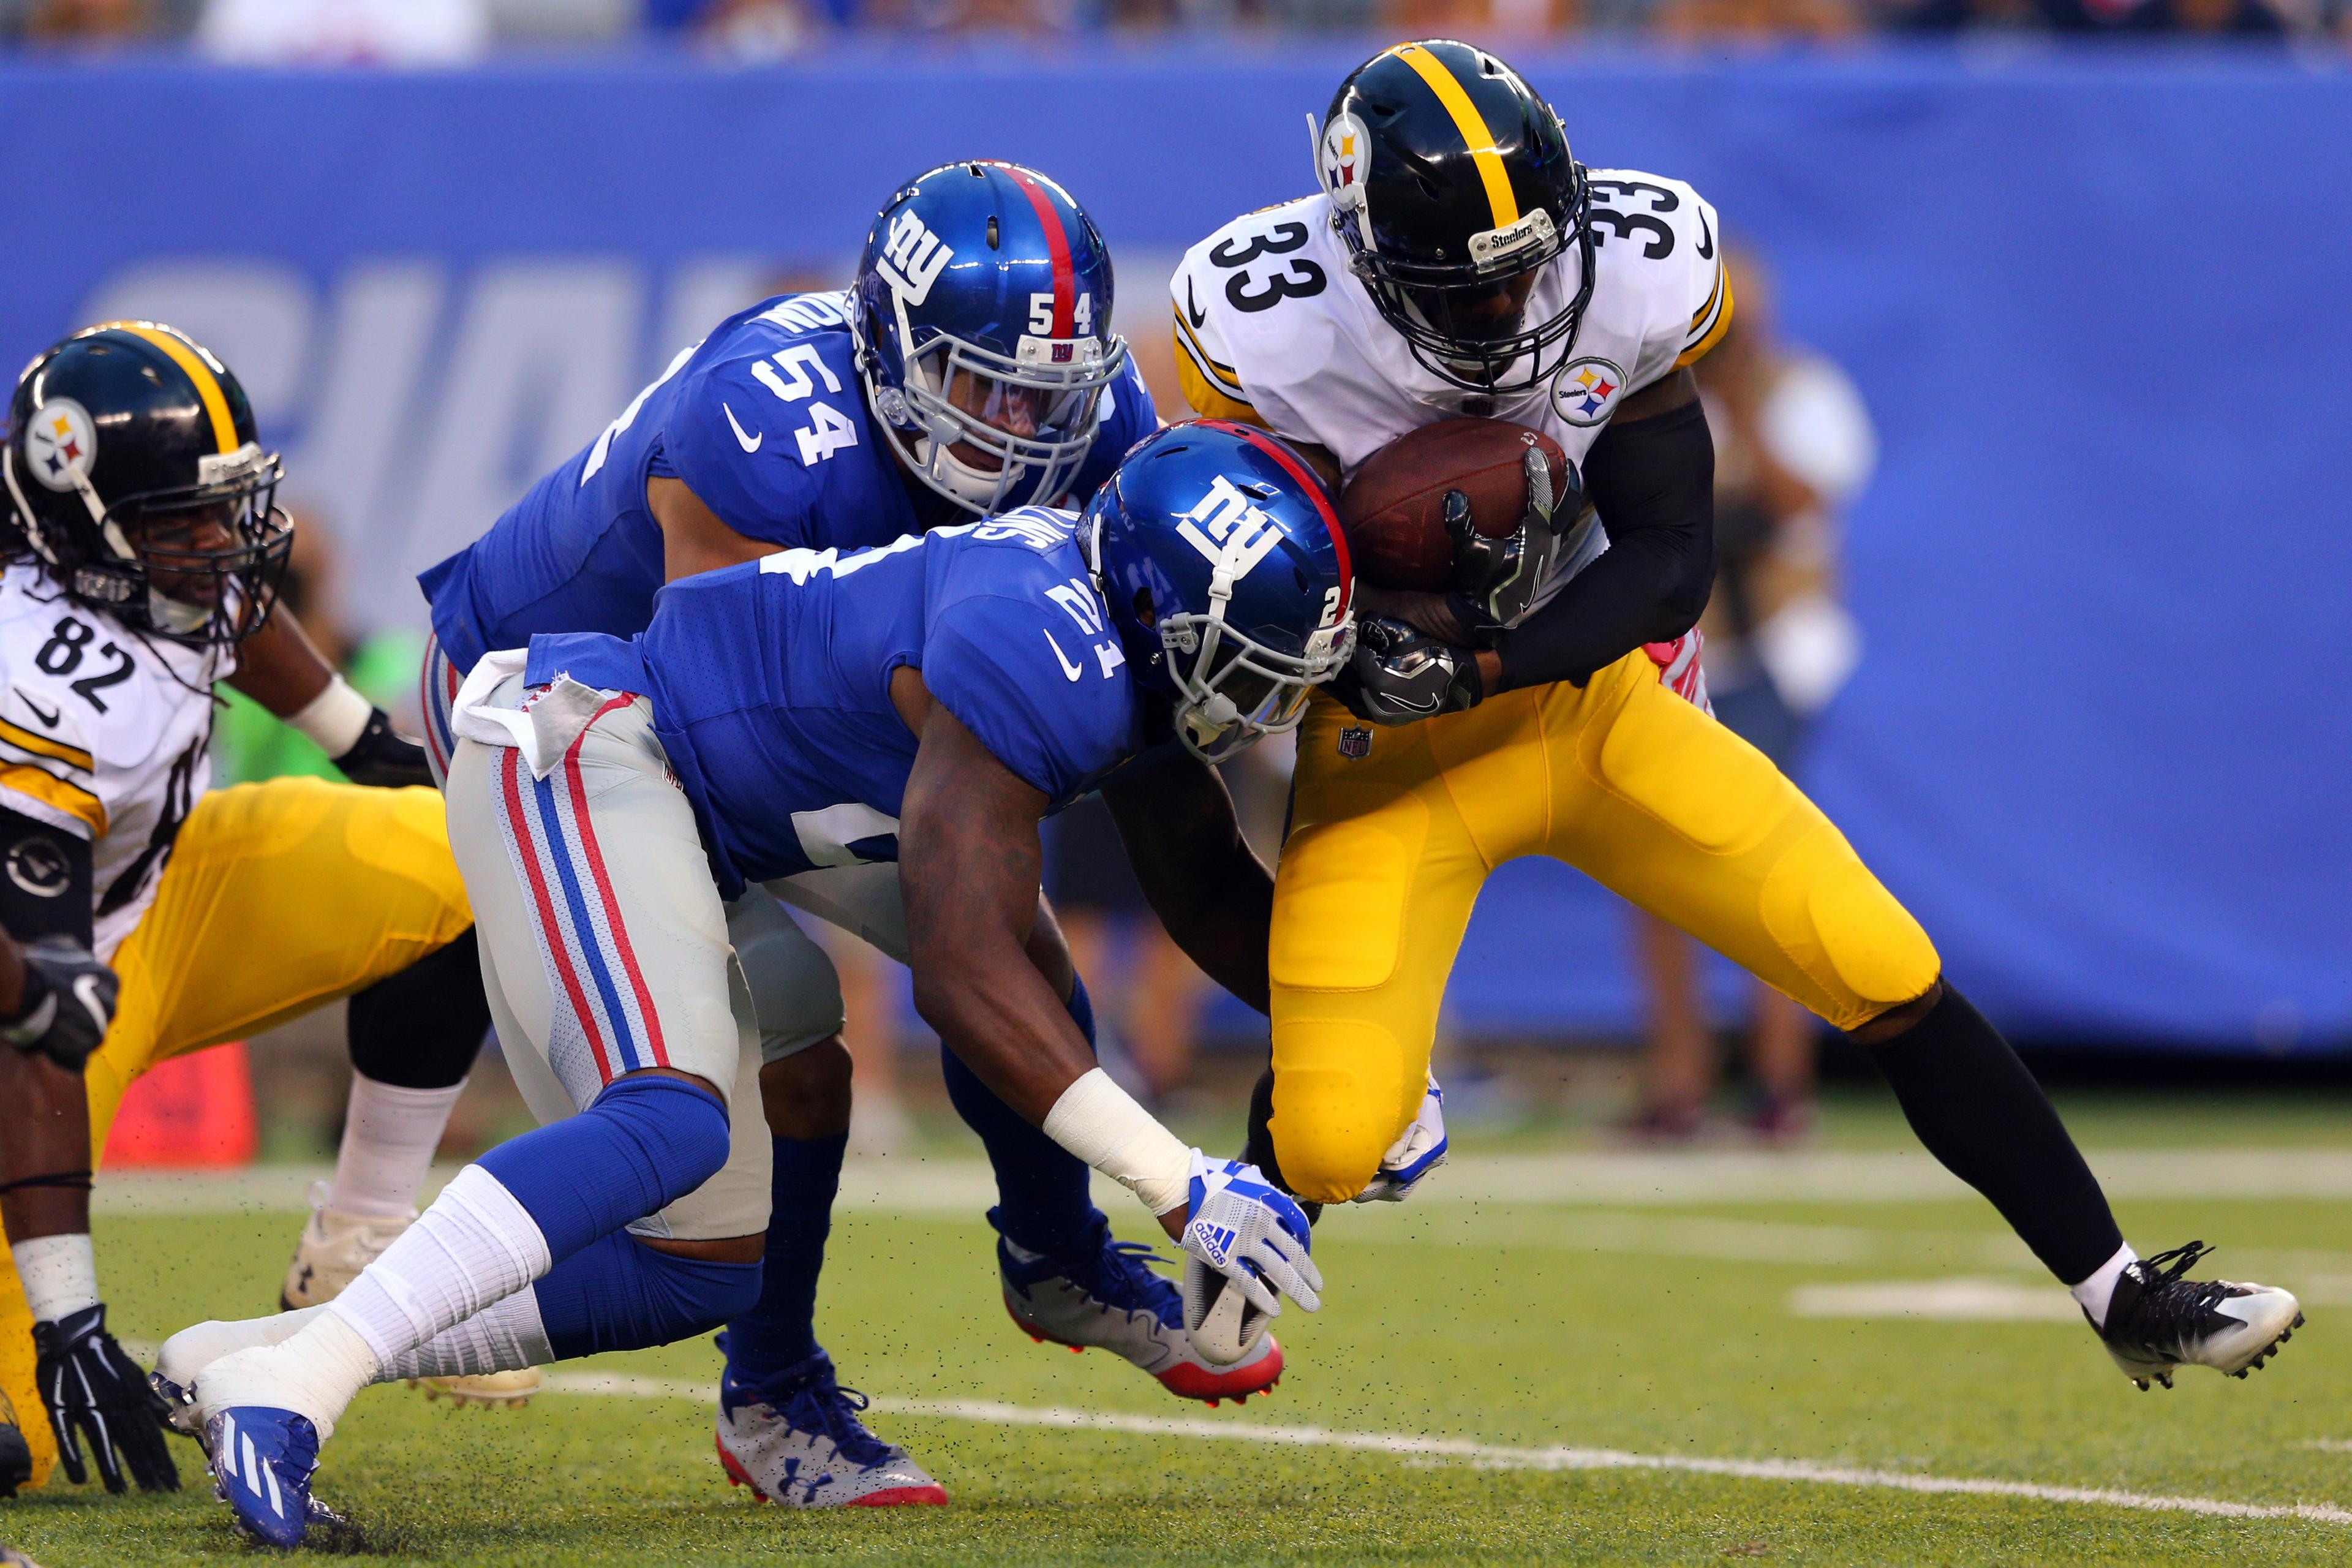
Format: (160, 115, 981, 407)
(1339, 418, 1568, 593)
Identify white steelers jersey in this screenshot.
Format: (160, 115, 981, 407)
(0, 565, 231, 960)
(1172, 170, 1730, 605)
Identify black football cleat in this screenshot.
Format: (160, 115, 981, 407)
(2092, 1241, 2303, 1391)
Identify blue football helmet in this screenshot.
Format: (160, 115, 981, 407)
(1084, 420, 1356, 763)
(854, 161, 1128, 516)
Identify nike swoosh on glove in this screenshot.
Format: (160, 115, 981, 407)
(0, 942, 119, 1073)
(1352, 1074, 1448, 1203)
(34, 1303, 179, 1493)
(1179, 1154, 1322, 1322)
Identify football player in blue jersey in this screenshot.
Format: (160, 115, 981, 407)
(375, 162, 1287, 1508)
(159, 421, 1355, 1548)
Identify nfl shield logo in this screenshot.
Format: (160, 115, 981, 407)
(1338, 726, 1372, 760)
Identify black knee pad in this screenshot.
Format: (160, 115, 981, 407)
(347, 927, 492, 1090)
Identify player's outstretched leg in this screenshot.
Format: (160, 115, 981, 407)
(1858, 984, 2302, 1387)
(281, 932, 537, 1410)
(178, 1069, 742, 1548)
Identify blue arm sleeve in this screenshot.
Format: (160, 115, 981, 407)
(662, 357, 822, 548)
(922, 607, 1130, 804)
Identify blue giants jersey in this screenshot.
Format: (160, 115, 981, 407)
(418, 290, 1157, 673)
(524, 508, 1144, 896)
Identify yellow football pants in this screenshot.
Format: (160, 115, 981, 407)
(1267, 647, 1942, 1204)
(0, 777, 472, 1487)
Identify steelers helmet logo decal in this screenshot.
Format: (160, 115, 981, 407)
(24, 398, 97, 492)
(1550, 358, 1627, 428)
(1320, 112, 1370, 211)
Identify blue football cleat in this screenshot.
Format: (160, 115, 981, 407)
(993, 1207, 1284, 1404)
(204, 1408, 319, 1550)
(713, 1343, 946, 1508)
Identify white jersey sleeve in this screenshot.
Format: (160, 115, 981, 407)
(1582, 170, 1733, 393)
(0, 567, 224, 959)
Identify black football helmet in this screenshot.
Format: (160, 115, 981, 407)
(1316, 40, 1593, 394)
(1, 322, 290, 647)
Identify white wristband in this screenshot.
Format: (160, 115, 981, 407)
(287, 674, 372, 758)
(1041, 1068, 1193, 1216)
(16, 1231, 99, 1322)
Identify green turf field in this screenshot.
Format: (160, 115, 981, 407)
(7, 1088, 2348, 1566)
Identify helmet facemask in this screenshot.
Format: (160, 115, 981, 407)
(865, 293, 1128, 516)
(1336, 183, 1597, 396)
(6, 436, 292, 646)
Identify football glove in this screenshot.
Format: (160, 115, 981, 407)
(1179, 1153, 1321, 1324)
(32, 1303, 178, 1494)
(1352, 1074, 1449, 1204)
(1335, 616, 1482, 727)
(331, 706, 435, 790)
(0, 941, 118, 1074)
(1444, 444, 1577, 643)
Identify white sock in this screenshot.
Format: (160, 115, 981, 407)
(2070, 1242, 2138, 1328)
(160, 1307, 328, 1392)
(195, 1311, 379, 1440)
(325, 1163, 552, 1368)
(373, 1289, 553, 1383)
(329, 1074, 467, 1219)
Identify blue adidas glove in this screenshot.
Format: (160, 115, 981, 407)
(1352, 1074, 1448, 1204)
(1180, 1153, 1321, 1321)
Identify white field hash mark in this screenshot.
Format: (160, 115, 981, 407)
(541, 1373, 2352, 1526)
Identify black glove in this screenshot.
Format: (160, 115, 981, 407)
(1334, 616, 1483, 727)
(32, 1304, 178, 1494)
(332, 705, 434, 789)
(0, 941, 118, 1073)
(1444, 444, 1580, 644)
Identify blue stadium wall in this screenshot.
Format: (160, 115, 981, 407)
(0, 45, 2342, 1051)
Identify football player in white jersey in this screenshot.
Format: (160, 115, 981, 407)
(1167, 40, 2302, 1392)
(0, 323, 489, 1498)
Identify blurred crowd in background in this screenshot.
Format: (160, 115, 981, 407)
(1, 0, 2336, 58)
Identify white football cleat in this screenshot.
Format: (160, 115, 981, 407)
(713, 1346, 946, 1508)
(280, 1182, 542, 1409)
(997, 1209, 1284, 1405)
(2093, 1241, 2304, 1390)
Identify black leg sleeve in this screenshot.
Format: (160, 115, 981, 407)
(1865, 984, 2121, 1284)
(345, 927, 491, 1091)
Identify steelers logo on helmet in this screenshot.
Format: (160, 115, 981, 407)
(1318, 112, 1371, 213)
(23, 398, 97, 493)
(1550, 356, 1627, 427)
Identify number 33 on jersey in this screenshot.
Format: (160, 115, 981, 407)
(1169, 169, 1730, 481)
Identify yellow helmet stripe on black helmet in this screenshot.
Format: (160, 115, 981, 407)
(95, 321, 238, 456)
(1386, 43, 1520, 232)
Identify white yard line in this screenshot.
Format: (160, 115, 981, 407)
(91, 1148, 2352, 1218)
(539, 1372, 2352, 1526)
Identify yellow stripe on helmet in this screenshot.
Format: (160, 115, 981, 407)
(98, 322, 238, 456)
(1388, 43, 1520, 232)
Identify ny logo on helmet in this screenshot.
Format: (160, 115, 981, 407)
(1176, 475, 1283, 582)
(878, 209, 955, 306)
